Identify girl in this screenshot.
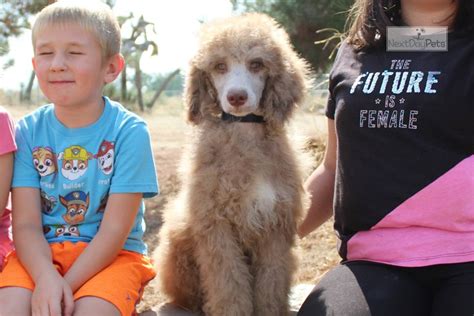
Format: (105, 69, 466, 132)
(0, 106, 16, 270)
(298, 0, 473, 315)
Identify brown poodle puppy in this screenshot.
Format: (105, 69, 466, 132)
(155, 13, 311, 316)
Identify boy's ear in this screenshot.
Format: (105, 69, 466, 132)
(104, 53, 125, 84)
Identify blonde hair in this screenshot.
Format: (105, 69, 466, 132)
(32, 0, 121, 59)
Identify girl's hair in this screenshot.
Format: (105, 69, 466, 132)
(346, 0, 474, 50)
(32, 0, 121, 59)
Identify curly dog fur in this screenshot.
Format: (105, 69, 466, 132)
(155, 13, 311, 316)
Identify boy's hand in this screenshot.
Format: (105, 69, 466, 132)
(32, 269, 74, 316)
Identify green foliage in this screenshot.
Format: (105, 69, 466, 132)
(0, 0, 49, 57)
(233, 0, 352, 72)
(103, 81, 120, 99)
(147, 72, 184, 97)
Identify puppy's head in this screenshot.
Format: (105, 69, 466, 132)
(185, 13, 311, 126)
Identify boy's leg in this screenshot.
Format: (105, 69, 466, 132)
(297, 261, 432, 316)
(74, 296, 120, 316)
(0, 251, 35, 316)
(431, 261, 474, 316)
(0, 287, 32, 315)
(73, 250, 156, 316)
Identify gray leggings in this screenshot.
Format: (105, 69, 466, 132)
(297, 261, 474, 316)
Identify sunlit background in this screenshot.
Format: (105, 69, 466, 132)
(0, 0, 233, 91)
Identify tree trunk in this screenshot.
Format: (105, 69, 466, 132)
(134, 59, 144, 112)
(121, 67, 127, 102)
(146, 69, 180, 109)
(23, 71, 36, 103)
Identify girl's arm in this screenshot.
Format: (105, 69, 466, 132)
(63, 193, 142, 292)
(298, 118, 337, 238)
(0, 152, 14, 217)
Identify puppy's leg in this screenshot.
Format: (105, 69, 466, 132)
(194, 223, 253, 316)
(252, 233, 295, 316)
(157, 225, 202, 312)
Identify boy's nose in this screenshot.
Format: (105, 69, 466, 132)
(50, 55, 67, 72)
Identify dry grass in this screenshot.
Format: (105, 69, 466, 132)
(1, 96, 340, 312)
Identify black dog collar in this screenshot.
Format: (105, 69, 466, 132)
(221, 112, 265, 123)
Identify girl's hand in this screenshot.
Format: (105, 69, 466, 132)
(31, 269, 74, 316)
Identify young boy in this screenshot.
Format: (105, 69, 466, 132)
(0, 1, 159, 315)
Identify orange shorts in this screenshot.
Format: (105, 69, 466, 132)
(0, 241, 156, 316)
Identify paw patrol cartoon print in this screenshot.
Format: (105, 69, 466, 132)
(60, 191, 89, 225)
(40, 190, 57, 214)
(32, 147, 57, 177)
(95, 140, 115, 175)
(58, 145, 93, 180)
(55, 224, 80, 237)
(43, 225, 52, 235)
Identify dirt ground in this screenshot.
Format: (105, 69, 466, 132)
(3, 100, 341, 313)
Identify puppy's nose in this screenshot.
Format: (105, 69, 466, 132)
(227, 89, 248, 107)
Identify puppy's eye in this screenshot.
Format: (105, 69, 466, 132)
(215, 63, 227, 73)
(249, 60, 264, 72)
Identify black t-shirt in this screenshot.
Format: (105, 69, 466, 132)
(326, 31, 474, 265)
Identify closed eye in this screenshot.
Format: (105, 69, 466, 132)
(69, 52, 83, 55)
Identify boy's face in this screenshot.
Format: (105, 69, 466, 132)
(32, 23, 121, 109)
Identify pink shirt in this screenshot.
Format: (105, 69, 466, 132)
(0, 107, 16, 268)
(347, 155, 474, 267)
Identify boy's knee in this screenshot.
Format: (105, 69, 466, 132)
(0, 287, 32, 316)
(73, 297, 121, 316)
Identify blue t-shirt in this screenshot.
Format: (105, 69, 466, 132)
(12, 97, 159, 255)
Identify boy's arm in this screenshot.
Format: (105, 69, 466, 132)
(12, 187, 74, 316)
(0, 152, 13, 216)
(12, 188, 52, 281)
(63, 193, 142, 292)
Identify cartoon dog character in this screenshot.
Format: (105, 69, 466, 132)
(95, 140, 115, 175)
(40, 190, 57, 214)
(43, 225, 52, 235)
(58, 145, 93, 180)
(32, 147, 57, 177)
(60, 191, 89, 225)
(55, 224, 80, 237)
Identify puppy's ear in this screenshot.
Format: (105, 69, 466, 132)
(184, 63, 210, 125)
(261, 53, 311, 127)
